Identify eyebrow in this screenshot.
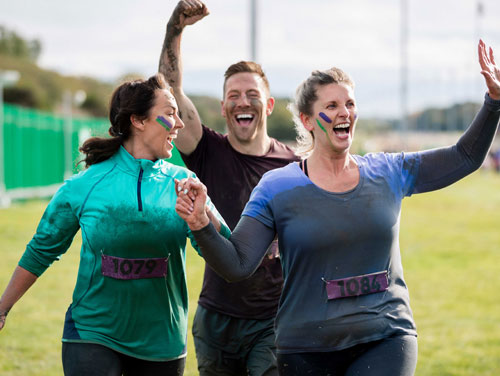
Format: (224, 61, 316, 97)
(163, 105, 177, 112)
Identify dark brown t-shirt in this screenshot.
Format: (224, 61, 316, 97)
(181, 125, 299, 319)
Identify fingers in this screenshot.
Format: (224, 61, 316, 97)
(490, 46, 496, 66)
(174, 177, 201, 201)
(176, 192, 194, 214)
(478, 39, 489, 71)
(478, 40, 500, 100)
(0, 312, 7, 331)
(176, 0, 209, 26)
(183, 0, 206, 16)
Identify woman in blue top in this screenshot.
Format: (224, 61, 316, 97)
(174, 40, 500, 375)
(0, 73, 228, 376)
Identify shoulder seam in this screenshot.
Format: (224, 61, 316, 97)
(78, 164, 118, 218)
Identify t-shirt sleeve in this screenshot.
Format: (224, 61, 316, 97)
(383, 152, 421, 199)
(19, 180, 80, 277)
(180, 125, 218, 173)
(241, 172, 276, 229)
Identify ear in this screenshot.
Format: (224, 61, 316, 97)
(130, 115, 145, 131)
(300, 112, 314, 132)
(220, 100, 227, 118)
(265, 96, 275, 116)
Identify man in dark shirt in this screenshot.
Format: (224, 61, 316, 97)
(159, 1, 298, 375)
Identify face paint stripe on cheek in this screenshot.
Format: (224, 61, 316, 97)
(156, 116, 173, 130)
(315, 118, 328, 134)
(319, 112, 333, 123)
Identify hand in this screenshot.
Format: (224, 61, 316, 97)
(175, 178, 210, 230)
(0, 309, 8, 331)
(478, 39, 500, 100)
(168, 0, 210, 31)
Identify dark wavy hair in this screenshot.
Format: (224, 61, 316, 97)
(79, 73, 168, 167)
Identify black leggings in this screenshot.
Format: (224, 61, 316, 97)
(277, 335, 417, 376)
(62, 342, 186, 376)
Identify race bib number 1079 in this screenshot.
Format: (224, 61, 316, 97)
(101, 253, 168, 280)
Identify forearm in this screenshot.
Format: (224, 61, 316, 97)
(192, 216, 275, 282)
(0, 266, 38, 326)
(414, 94, 500, 193)
(159, 21, 184, 90)
(158, 18, 201, 153)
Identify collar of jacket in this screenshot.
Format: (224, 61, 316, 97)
(114, 146, 168, 177)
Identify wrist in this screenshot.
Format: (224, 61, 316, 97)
(167, 21, 184, 36)
(188, 215, 210, 231)
(0, 309, 9, 317)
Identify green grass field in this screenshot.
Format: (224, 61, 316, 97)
(0, 171, 499, 375)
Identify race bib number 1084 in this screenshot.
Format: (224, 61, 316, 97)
(324, 270, 388, 300)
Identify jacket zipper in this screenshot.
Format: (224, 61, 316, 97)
(137, 168, 144, 212)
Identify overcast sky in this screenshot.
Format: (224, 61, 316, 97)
(1, 0, 500, 118)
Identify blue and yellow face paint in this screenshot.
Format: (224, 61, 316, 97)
(156, 115, 173, 130)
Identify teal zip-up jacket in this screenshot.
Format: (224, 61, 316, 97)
(19, 146, 228, 361)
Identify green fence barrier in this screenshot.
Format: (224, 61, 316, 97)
(1, 104, 185, 198)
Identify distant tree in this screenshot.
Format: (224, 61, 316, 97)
(0, 25, 42, 62)
(81, 93, 108, 117)
(190, 95, 226, 133)
(268, 98, 296, 142)
(410, 102, 481, 132)
(116, 72, 146, 84)
(3, 87, 38, 107)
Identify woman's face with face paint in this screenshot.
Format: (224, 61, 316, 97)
(309, 83, 358, 154)
(141, 89, 184, 160)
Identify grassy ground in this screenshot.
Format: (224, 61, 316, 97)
(0, 171, 499, 375)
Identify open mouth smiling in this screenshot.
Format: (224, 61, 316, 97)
(333, 123, 350, 135)
(236, 114, 254, 126)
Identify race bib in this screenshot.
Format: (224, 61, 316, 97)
(324, 270, 388, 300)
(101, 253, 168, 280)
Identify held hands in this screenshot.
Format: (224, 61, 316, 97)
(175, 178, 215, 231)
(169, 0, 209, 31)
(479, 40, 500, 100)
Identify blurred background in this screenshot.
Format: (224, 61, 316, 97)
(0, 0, 500, 204)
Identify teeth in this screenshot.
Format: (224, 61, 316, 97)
(334, 123, 350, 129)
(236, 114, 254, 120)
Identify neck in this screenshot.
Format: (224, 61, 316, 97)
(123, 139, 155, 161)
(227, 132, 272, 156)
(308, 150, 354, 176)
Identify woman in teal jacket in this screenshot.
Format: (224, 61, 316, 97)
(0, 73, 228, 375)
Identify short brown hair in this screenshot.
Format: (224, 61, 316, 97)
(223, 61, 270, 96)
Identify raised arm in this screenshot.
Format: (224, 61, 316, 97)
(158, 0, 209, 155)
(175, 178, 275, 281)
(413, 40, 500, 194)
